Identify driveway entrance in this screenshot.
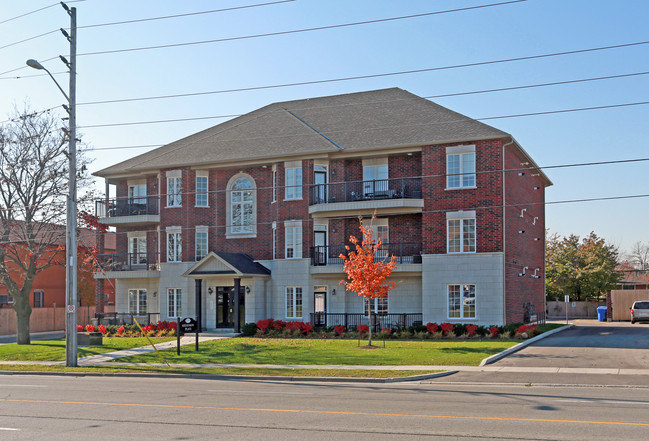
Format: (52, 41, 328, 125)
(492, 320, 649, 369)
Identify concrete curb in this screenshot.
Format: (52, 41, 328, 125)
(479, 324, 574, 366)
(0, 368, 457, 383)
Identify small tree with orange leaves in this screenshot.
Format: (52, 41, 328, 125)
(340, 218, 397, 347)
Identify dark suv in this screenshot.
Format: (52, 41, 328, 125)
(630, 301, 649, 324)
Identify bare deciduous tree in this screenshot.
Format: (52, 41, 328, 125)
(625, 241, 649, 270)
(0, 107, 92, 344)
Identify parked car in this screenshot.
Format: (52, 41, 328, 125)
(630, 301, 649, 324)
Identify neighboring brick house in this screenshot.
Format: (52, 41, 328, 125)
(0, 227, 116, 309)
(93, 88, 551, 331)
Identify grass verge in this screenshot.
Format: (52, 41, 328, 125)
(0, 337, 176, 361)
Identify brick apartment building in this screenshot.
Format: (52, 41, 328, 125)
(93, 88, 551, 331)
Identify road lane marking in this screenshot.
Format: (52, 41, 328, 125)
(556, 399, 649, 406)
(208, 390, 313, 395)
(0, 428, 20, 431)
(1, 398, 649, 427)
(0, 384, 47, 388)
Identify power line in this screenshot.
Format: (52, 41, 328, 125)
(0, 0, 527, 76)
(77, 100, 649, 130)
(0, 1, 295, 52)
(0, 1, 85, 26)
(74, 69, 649, 107)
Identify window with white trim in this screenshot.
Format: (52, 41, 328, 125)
(286, 286, 303, 319)
(364, 296, 388, 316)
(128, 234, 147, 265)
(448, 284, 476, 319)
(446, 145, 476, 189)
(195, 172, 208, 207)
(229, 177, 255, 235)
(195, 227, 208, 261)
(285, 221, 302, 259)
(128, 183, 146, 204)
(167, 230, 182, 262)
(167, 172, 182, 206)
(363, 158, 388, 196)
(168, 288, 182, 318)
(285, 162, 302, 200)
(128, 289, 147, 314)
(447, 216, 476, 253)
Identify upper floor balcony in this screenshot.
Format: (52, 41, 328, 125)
(310, 242, 422, 274)
(95, 196, 160, 226)
(308, 177, 424, 218)
(94, 252, 161, 279)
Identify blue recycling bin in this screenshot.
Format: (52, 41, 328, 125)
(597, 306, 607, 322)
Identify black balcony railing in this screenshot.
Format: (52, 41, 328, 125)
(95, 196, 159, 218)
(97, 252, 160, 272)
(95, 312, 160, 326)
(310, 313, 423, 330)
(309, 177, 422, 205)
(310, 243, 422, 266)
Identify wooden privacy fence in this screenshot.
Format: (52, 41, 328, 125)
(0, 305, 115, 336)
(546, 301, 605, 319)
(609, 290, 649, 321)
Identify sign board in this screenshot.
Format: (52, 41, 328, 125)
(572, 302, 577, 308)
(179, 317, 198, 335)
(564, 295, 570, 303)
(67, 305, 76, 313)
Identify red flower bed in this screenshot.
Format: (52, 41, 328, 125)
(514, 324, 537, 336)
(440, 322, 454, 336)
(426, 322, 439, 334)
(356, 324, 369, 334)
(333, 325, 346, 336)
(489, 326, 499, 337)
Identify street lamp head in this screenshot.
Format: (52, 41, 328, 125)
(26, 59, 45, 70)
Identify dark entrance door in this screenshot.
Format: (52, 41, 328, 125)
(216, 286, 245, 328)
(314, 168, 327, 204)
(313, 230, 327, 266)
(313, 288, 327, 326)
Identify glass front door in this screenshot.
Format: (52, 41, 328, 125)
(216, 286, 245, 328)
(313, 288, 327, 326)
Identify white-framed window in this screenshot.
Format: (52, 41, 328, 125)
(447, 212, 476, 253)
(285, 221, 302, 259)
(364, 296, 388, 316)
(195, 172, 208, 207)
(167, 171, 182, 207)
(448, 284, 476, 319)
(168, 288, 182, 318)
(167, 230, 182, 262)
(128, 289, 147, 314)
(446, 145, 476, 189)
(284, 161, 302, 200)
(195, 227, 208, 261)
(128, 183, 147, 204)
(363, 158, 388, 196)
(228, 175, 256, 236)
(33, 290, 44, 308)
(128, 234, 147, 265)
(272, 164, 277, 203)
(286, 286, 303, 319)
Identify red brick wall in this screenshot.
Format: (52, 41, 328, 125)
(421, 139, 504, 254)
(503, 146, 546, 323)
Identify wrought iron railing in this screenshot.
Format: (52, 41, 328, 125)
(96, 252, 160, 272)
(95, 312, 161, 326)
(310, 243, 422, 266)
(309, 177, 422, 205)
(310, 313, 423, 330)
(95, 196, 159, 218)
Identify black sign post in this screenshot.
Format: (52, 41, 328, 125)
(177, 317, 199, 354)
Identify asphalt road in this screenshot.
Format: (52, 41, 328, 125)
(1, 374, 648, 440)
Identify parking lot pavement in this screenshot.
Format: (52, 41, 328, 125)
(492, 319, 649, 370)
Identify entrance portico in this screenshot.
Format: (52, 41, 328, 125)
(183, 252, 270, 332)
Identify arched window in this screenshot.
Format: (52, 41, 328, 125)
(227, 175, 256, 237)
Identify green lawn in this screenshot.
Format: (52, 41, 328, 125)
(0, 337, 175, 362)
(114, 338, 520, 366)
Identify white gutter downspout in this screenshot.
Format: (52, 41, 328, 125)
(501, 137, 515, 325)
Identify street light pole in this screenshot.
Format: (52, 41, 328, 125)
(26, 4, 78, 367)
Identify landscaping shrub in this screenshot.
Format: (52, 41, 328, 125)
(408, 324, 427, 334)
(440, 322, 454, 336)
(426, 322, 438, 334)
(241, 322, 257, 336)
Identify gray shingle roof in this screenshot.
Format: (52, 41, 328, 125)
(95, 88, 510, 177)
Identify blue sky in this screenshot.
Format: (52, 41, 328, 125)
(1, 0, 647, 254)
